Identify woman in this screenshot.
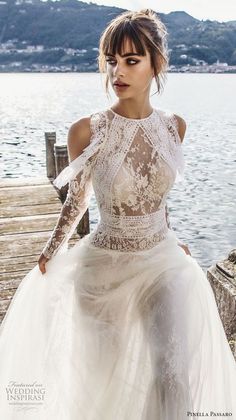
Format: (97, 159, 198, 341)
(0, 8, 235, 420)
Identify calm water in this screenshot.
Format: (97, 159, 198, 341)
(1, 73, 236, 271)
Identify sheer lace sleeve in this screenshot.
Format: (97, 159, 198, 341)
(41, 162, 93, 259)
(167, 112, 186, 183)
(41, 111, 108, 260)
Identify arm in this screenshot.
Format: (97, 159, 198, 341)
(40, 117, 93, 261)
(173, 114, 187, 143)
(169, 114, 191, 255)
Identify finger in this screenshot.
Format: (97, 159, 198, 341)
(39, 263, 46, 275)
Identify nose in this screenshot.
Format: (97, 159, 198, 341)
(113, 61, 125, 77)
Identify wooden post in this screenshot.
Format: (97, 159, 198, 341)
(53, 144, 90, 236)
(54, 144, 68, 200)
(45, 132, 56, 179)
(54, 144, 69, 176)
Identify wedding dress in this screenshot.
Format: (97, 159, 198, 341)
(0, 106, 235, 420)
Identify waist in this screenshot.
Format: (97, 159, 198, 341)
(89, 207, 168, 252)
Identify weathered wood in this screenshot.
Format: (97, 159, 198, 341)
(0, 273, 28, 288)
(1, 204, 62, 218)
(54, 144, 68, 176)
(45, 132, 57, 179)
(54, 144, 69, 203)
(0, 184, 59, 203)
(0, 214, 62, 235)
(0, 181, 61, 218)
(1, 254, 38, 270)
(0, 298, 13, 320)
(0, 231, 79, 258)
(0, 243, 77, 274)
(0, 177, 49, 187)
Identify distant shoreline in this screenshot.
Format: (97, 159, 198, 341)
(0, 68, 236, 74)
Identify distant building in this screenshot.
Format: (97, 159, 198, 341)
(214, 59, 228, 67)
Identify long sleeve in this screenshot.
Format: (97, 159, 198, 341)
(167, 112, 186, 183)
(42, 160, 93, 259)
(41, 110, 109, 260)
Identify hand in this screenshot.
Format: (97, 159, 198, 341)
(38, 253, 50, 274)
(177, 242, 192, 256)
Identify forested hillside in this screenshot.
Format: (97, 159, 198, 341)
(0, 0, 235, 71)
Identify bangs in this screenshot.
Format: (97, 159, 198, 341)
(98, 10, 169, 96)
(104, 20, 147, 57)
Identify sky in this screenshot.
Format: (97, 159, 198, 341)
(84, 0, 236, 22)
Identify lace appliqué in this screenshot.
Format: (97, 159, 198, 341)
(89, 208, 169, 252)
(42, 165, 93, 259)
(144, 279, 188, 398)
(89, 108, 184, 252)
(165, 111, 186, 183)
(42, 111, 108, 259)
(41, 107, 185, 258)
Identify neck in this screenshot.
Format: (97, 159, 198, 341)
(111, 98, 153, 119)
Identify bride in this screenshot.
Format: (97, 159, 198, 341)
(0, 8, 236, 420)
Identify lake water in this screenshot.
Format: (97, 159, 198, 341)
(1, 72, 236, 271)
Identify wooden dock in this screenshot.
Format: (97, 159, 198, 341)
(0, 176, 79, 324)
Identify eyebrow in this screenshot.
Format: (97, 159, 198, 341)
(106, 52, 140, 57)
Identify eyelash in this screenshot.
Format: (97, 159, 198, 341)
(105, 59, 139, 65)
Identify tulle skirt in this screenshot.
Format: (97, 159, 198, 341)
(0, 228, 236, 420)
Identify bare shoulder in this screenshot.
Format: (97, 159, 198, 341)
(173, 114, 187, 143)
(67, 116, 92, 162)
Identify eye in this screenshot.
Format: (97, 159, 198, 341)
(127, 59, 139, 65)
(105, 59, 116, 65)
(105, 58, 139, 65)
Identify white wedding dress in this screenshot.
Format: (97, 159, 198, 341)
(0, 107, 236, 420)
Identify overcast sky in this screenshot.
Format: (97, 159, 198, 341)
(84, 0, 236, 22)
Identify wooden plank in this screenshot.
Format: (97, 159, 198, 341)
(0, 271, 32, 283)
(1, 245, 88, 273)
(1, 254, 38, 271)
(0, 231, 54, 256)
(0, 214, 61, 235)
(0, 284, 22, 299)
(0, 203, 62, 218)
(1, 261, 37, 275)
(0, 232, 79, 258)
(0, 185, 60, 204)
(0, 297, 15, 315)
(0, 177, 51, 188)
(0, 277, 25, 292)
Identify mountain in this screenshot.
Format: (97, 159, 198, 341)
(0, 0, 235, 71)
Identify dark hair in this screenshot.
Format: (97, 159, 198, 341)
(98, 8, 169, 97)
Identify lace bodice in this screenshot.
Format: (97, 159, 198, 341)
(42, 107, 185, 259)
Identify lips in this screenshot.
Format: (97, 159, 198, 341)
(114, 81, 130, 87)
